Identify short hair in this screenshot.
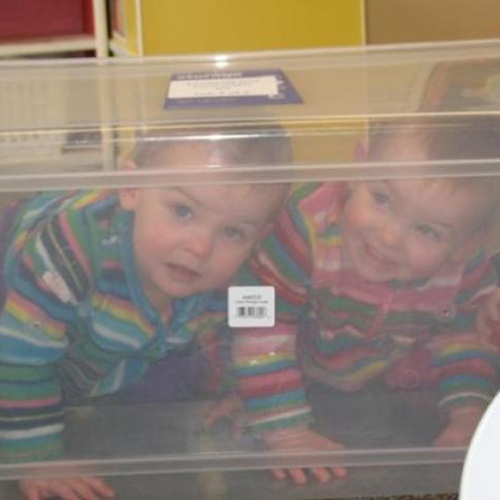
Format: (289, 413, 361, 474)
(368, 114, 500, 163)
(367, 115, 500, 229)
(129, 123, 293, 169)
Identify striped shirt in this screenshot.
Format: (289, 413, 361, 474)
(234, 182, 500, 433)
(0, 190, 228, 462)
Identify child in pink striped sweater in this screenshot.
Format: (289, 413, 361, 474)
(233, 116, 500, 484)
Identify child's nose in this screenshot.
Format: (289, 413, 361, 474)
(185, 230, 215, 258)
(380, 220, 404, 248)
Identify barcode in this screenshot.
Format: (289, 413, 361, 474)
(237, 306, 267, 318)
(228, 286, 274, 328)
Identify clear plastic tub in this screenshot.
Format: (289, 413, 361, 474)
(0, 39, 499, 499)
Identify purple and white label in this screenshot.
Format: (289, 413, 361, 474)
(165, 69, 302, 109)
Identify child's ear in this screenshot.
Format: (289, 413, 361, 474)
(118, 159, 140, 210)
(119, 188, 139, 211)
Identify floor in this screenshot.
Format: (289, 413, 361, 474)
(0, 392, 465, 500)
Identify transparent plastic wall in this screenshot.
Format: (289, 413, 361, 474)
(0, 40, 499, 500)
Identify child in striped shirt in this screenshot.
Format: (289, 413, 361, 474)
(0, 126, 291, 500)
(234, 116, 500, 485)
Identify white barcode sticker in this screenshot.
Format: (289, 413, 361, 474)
(168, 76, 279, 99)
(228, 286, 275, 328)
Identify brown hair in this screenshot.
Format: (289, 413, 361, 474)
(129, 123, 293, 170)
(368, 114, 500, 164)
(367, 115, 500, 231)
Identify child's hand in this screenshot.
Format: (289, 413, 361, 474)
(264, 426, 347, 485)
(433, 405, 484, 448)
(19, 476, 115, 500)
(476, 288, 500, 345)
(203, 393, 245, 437)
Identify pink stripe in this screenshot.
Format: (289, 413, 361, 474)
(0, 396, 60, 409)
(241, 369, 301, 392)
(101, 260, 121, 270)
(320, 268, 458, 311)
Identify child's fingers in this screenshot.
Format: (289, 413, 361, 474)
(272, 465, 347, 485)
(19, 483, 41, 500)
(272, 467, 308, 485)
(18, 480, 47, 500)
(271, 468, 287, 480)
(203, 395, 242, 427)
(311, 465, 347, 482)
(266, 427, 347, 484)
(46, 481, 81, 500)
(81, 477, 115, 498)
(18, 476, 113, 500)
(62, 477, 113, 500)
(332, 466, 348, 478)
(287, 468, 308, 485)
(310, 467, 331, 483)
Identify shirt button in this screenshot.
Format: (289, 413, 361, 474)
(434, 301, 456, 324)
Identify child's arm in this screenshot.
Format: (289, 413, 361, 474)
(233, 188, 316, 434)
(0, 211, 95, 463)
(431, 254, 500, 447)
(234, 322, 313, 432)
(476, 287, 500, 345)
(264, 426, 347, 484)
(434, 404, 484, 448)
(234, 323, 347, 484)
(234, 184, 347, 483)
(19, 476, 114, 500)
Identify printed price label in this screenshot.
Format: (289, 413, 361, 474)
(168, 76, 279, 99)
(228, 286, 275, 328)
(165, 69, 302, 109)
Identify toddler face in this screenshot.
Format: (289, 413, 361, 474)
(340, 178, 489, 283)
(120, 183, 285, 310)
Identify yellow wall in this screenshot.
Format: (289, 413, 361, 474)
(115, 0, 364, 55)
(112, 0, 500, 56)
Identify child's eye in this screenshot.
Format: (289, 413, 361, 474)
(415, 224, 440, 241)
(371, 190, 389, 207)
(222, 226, 245, 241)
(172, 204, 193, 220)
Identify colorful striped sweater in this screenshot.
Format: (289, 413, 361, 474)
(234, 182, 500, 433)
(0, 190, 228, 462)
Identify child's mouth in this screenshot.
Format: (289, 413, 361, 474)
(165, 263, 201, 283)
(365, 243, 396, 268)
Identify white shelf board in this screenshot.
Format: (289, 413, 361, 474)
(0, 34, 96, 57)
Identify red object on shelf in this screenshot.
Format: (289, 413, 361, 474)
(0, 0, 94, 41)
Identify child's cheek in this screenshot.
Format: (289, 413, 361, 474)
(217, 247, 250, 280)
(343, 199, 372, 233)
(408, 245, 444, 277)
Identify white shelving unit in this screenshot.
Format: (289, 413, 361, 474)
(0, 0, 109, 58)
(0, 1, 112, 174)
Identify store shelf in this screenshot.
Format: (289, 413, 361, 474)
(0, 34, 96, 57)
(0, 0, 108, 58)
